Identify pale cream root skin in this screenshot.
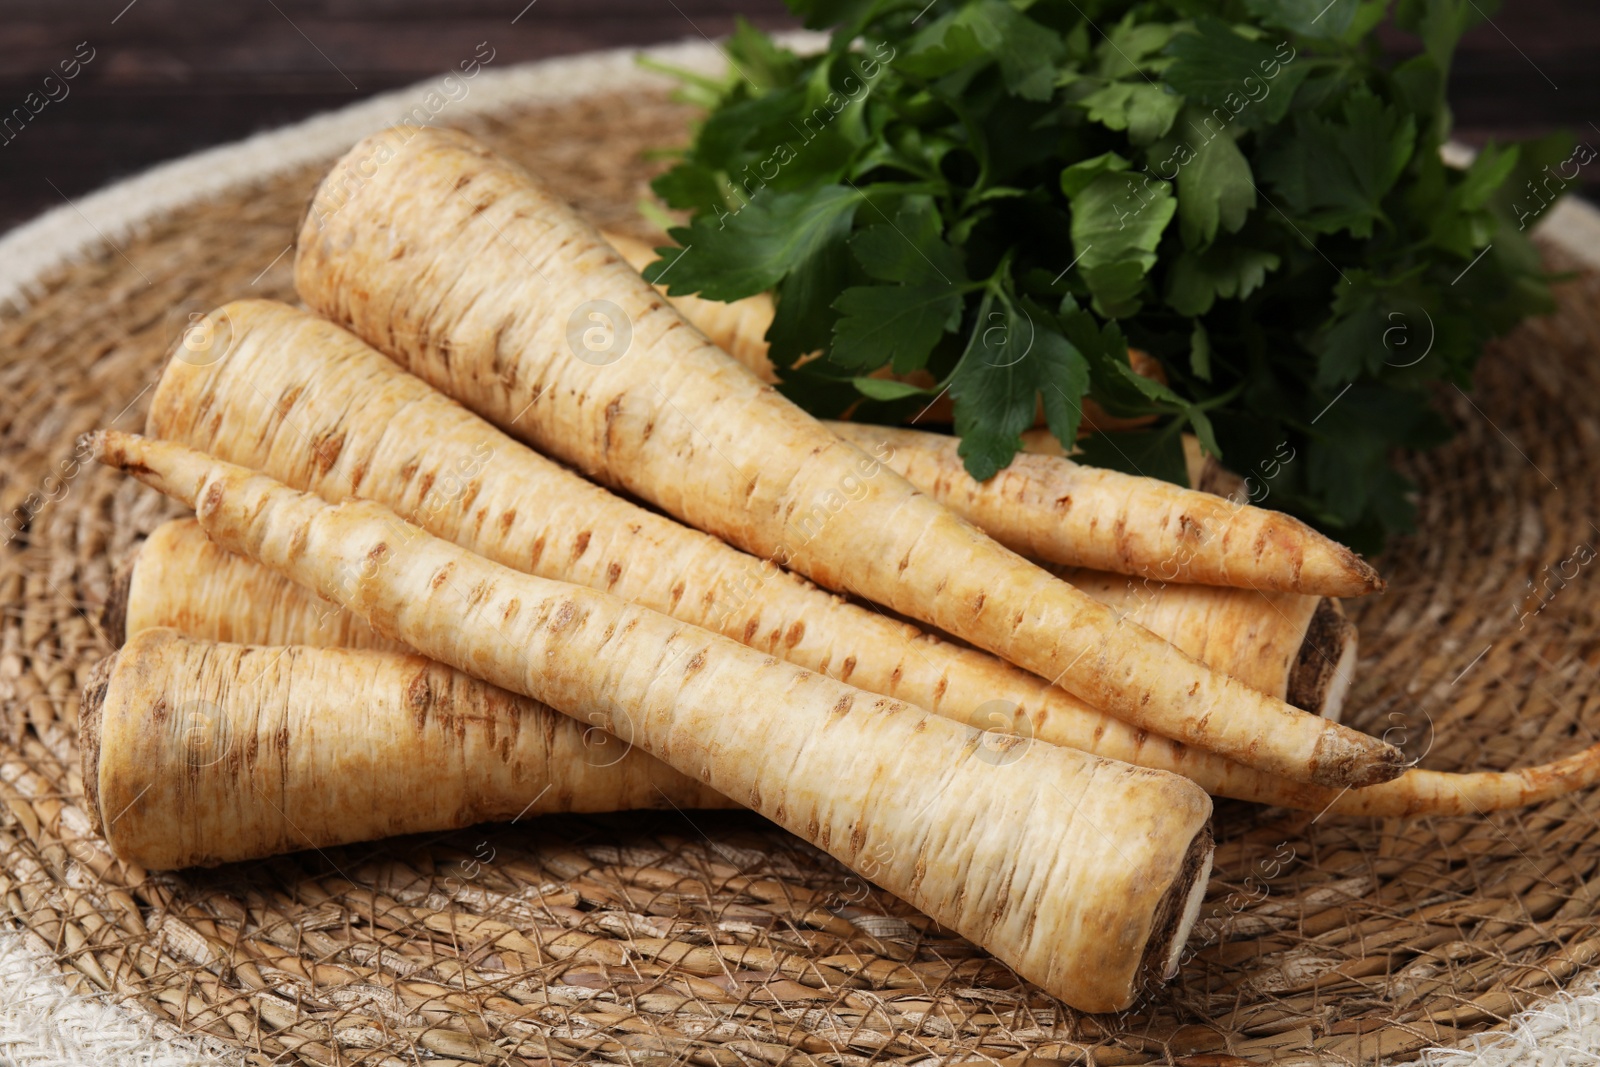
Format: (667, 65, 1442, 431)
(1056, 567, 1318, 704)
(828, 422, 1384, 600)
(91, 430, 1213, 1014)
(84, 629, 730, 870)
(290, 126, 1400, 789)
(145, 302, 1393, 812)
(122, 519, 399, 651)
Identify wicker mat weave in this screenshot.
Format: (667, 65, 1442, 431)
(3, 45, 1600, 1067)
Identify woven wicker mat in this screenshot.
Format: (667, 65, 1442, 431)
(4, 44, 1600, 1067)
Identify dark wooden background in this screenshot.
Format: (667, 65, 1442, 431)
(0, 0, 1593, 234)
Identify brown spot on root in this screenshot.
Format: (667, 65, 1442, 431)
(528, 535, 546, 570)
(430, 563, 454, 590)
(201, 480, 225, 517)
(970, 593, 986, 616)
(572, 530, 591, 559)
(276, 385, 303, 416)
(683, 650, 707, 678)
(499, 509, 517, 535)
(549, 600, 578, 634)
(840, 655, 857, 682)
(742, 618, 760, 644)
(668, 579, 686, 608)
(831, 694, 854, 716)
(1178, 514, 1202, 540)
(416, 471, 436, 502)
(406, 667, 434, 729)
(313, 432, 345, 475)
(605, 561, 621, 588)
(783, 621, 805, 648)
(501, 597, 521, 623)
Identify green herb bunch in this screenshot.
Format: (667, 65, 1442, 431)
(645, 0, 1568, 550)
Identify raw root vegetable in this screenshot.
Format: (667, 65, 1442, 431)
(105, 517, 400, 652)
(114, 525, 1600, 822)
(1058, 568, 1357, 722)
(294, 126, 1401, 789)
(91, 429, 1215, 1014)
(146, 303, 1369, 810)
(827, 423, 1383, 600)
(84, 629, 731, 869)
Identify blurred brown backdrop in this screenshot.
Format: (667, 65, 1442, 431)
(0, 0, 1591, 233)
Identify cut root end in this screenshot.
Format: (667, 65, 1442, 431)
(78, 651, 117, 836)
(1139, 823, 1215, 994)
(1287, 599, 1359, 723)
(101, 543, 140, 650)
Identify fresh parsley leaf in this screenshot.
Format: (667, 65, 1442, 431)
(853, 376, 936, 401)
(1079, 81, 1183, 145)
(1065, 168, 1176, 318)
(1257, 90, 1416, 237)
(766, 236, 854, 368)
(832, 283, 965, 372)
(1174, 119, 1256, 247)
(1163, 19, 1308, 127)
(950, 294, 1090, 478)
(646, 184, 859, 301)
(1165, 244, 1281, 316)
(849, 197, 965, 284)
(1243, 0, 1373, 41)
(899, 0, 1064, 100)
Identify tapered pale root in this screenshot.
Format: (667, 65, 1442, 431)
(89, 428, 1215, 1014)
(292, 127, 1401, 789)
(1057, 568, 1355, 719)
(829, 422, 1385, 600)
(82, 629, 731, 869)
(107, 519, 400, 652)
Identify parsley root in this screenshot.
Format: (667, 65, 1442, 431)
(292, 126, 1401, 789)
(828, 423, 1384, 599)
(82, 628, 732, 870)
